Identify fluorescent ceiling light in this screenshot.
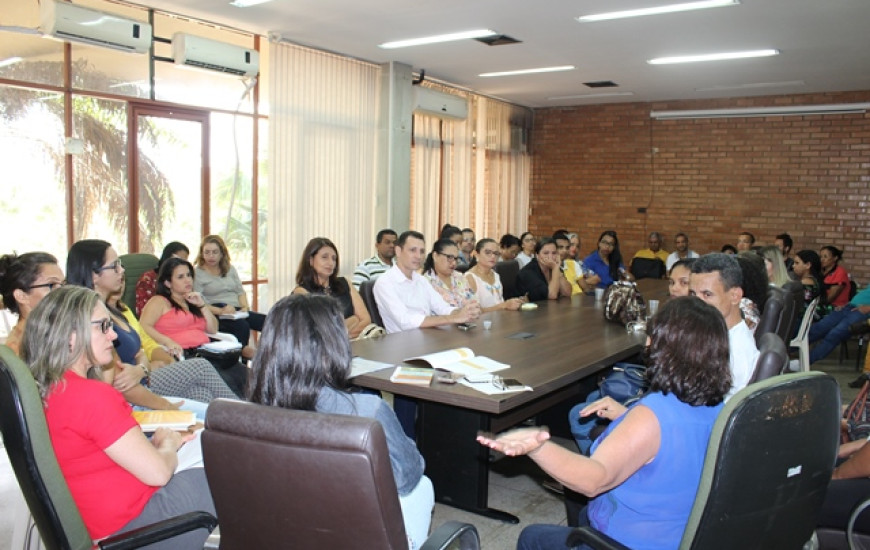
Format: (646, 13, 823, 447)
(379, 29, 497, 49)
(548, 91, 634, 100)
(650, 103, 870, 120)
(0, 56, 22, 68)
(479, 65, 575, 78)
(230, 0, 274, 7)
(695, 80, 804, 92)
(648, 49, 778, 65)
(578, 0, 738, 22)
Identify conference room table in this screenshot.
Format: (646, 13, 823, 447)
(351, 279, 669, 523)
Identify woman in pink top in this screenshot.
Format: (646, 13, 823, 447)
(141, 257, 247, 396)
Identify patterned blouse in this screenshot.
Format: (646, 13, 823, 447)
(423, 270, 474, 308)
(466, 271, 505, 309)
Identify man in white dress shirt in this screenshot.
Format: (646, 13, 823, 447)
(689, 253, 759, 400)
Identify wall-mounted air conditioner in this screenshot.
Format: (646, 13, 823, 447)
(412, 87, 468, 120)
(40, 0, 152, 54)
(172, 33, 259, 77)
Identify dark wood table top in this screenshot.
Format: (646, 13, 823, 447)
(351, 279, 668, 414)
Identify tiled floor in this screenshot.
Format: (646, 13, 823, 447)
(1, 342, 866, 549)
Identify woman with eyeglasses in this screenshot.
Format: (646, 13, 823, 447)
(21, 286, 216, 548)
(291, 237, 372, 339)
(583, 230, 632, 288)
(140, 257, 248, 397)
(465, 238, 526, 312)
(0, 251, 65, 355)
(516, 232, 537, 269)
(194, 235, 265, 360)
(422, 238, 475, 308)
(66, 240, 238, 414)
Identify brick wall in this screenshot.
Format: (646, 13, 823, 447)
(530, 91, 870, 283)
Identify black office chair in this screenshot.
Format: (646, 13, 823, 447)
(493, 259, 521, 299)
(782, 280, 805, 338)
(567, 372, 840, 550)
(0, 345, 217, 550)
(755, 286, 787, 346)
(749, 332, 788, 383)
(358, 280, 384, 327)
(202, 399, 479, 550)
(629, 257, 665, 280)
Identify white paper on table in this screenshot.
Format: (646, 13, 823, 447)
(459, 377, 532, 395)
(350, 357, 395, 378)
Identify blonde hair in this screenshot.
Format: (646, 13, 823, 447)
(196, 234, 231, 276)
(21, 286, 102, 400)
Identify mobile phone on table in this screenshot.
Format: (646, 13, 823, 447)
(457, 322, 476, 331)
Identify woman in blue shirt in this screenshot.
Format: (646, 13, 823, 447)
(583, 230, 631, 288)
(478, 297, 732, 550)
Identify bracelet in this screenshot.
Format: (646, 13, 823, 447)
(139, 363, 151, 382)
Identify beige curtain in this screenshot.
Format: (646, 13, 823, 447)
(268, 41, 382, 299)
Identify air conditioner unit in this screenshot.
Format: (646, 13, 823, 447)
(40, 0, 152, 54)
(412, 87, 468, 120)
(172, 33, 259, 77)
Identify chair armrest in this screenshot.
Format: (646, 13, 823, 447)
(98, 511, 218, 550)
(848, 495, 870, 548)
(566, 526, 632, 550)
(420, 521, 480, 550)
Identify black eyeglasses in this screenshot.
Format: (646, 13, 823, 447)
(439, 253, 458, 263)
(94, 259, 123, 273)
(91, 318, 114, 334)
(28, 281, 65, 292)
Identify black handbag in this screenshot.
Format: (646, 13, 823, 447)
(184, 347, 241, 370)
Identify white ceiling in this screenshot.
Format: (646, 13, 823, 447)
(128, 0, 870, 108)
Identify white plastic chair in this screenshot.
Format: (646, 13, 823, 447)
(790, 297, 820, 372)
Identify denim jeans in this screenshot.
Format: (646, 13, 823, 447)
(808, 307, 869, 364)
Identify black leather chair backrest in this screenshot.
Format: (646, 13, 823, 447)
(749, 332, 788, 384)
(780, 280, 804, 340)
(493, 259, 520, 299)
(358, 280, 383, 327)
(202, 399, 408, 549)
(755, 286, 786, 346)
(629, 257, 665, 280)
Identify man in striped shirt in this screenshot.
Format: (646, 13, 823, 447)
(352, 228, 397, 289)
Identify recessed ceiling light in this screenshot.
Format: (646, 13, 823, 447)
(479, 65, 575, 78)
(0, 56, 22, 68)
(379, 29, 497, 49)
(578, 0, 738, 22)
(648, 49, 779, 65)
(230, 0, 274, 6)
(695, 80, 804, 92)
(548, 91, 635, 100)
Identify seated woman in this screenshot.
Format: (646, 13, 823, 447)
(760, 245, 791, 287)
(583, 230, 632, 288)
(0, 251, 64, 355)
(821, 245, 850, 310)
(194, 235, 265, 359)
(135, 241, 189, 317)
(735, 251, 769, 334)
(516, 238, 572, 301)
(668, 258, 695, 298)
(21, 286, 215, 548)
(66, 240, 238, 415)
(516, 232, 537, 268)
(465, 238, 526, 312)
(422, 238, 475, 308)
(141, 257, 248, 397)
(478, 297, 731, 550)
(247, 294, 433, 548)
(292, 237, 372, 339)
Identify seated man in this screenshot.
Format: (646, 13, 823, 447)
(459, 228, 475, 266)
(690, 253, 759, 400)
(736, 231, 756, 252)
(633, 232, 669, 264)
(553, 232, 595, 295)
(665, 232, 699, 271)
(775, 233, 795, 272)
(373, 230, 480, 438)
(809, 285, 870, 383)
(352, 228, 396, 290)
